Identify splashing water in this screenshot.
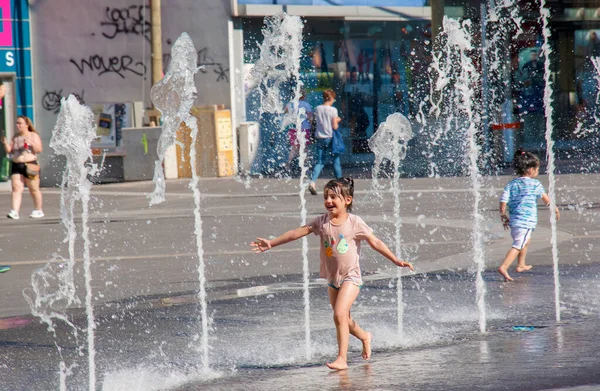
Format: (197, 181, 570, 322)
(278, 15, 312, 361)
(250, 12, 312, 360)
(369, 113, 413, 336)
(432, 17, 487, 332)
(187, 93, 211, 371)
(370, 113, 413, 182)
(483, 0, 524, 166)
(247, 12, 305, 176)
(148, 33, 198, 206)
(539, 0, 561, 322)
(249, 13, 303, 117)
(427, 21, 465, 177)
(147, 33, 213, 369)
(591, 57, 600, 95)
(24, 94, 98, 390)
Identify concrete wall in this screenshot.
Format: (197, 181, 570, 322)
(29, 0, 231, 185)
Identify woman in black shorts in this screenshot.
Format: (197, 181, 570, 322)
(1, 116, 44, 219)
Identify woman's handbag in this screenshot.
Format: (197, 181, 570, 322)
(25, 162, 40, 179)
(331, 129, 346, 155)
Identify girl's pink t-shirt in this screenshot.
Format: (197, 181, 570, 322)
(308, 213, 373, 285)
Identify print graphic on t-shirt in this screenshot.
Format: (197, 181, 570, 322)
(336, 234, 349, 254)
(324, 238, 333, 257)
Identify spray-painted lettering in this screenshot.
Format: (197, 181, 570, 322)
(100, 5, 151, 42)
(70, 55, 146, 79)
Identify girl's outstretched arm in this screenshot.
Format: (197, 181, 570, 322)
(541, 193, 560, 221)
(365, 233, 414, 271)
(251, 225, 312, 253)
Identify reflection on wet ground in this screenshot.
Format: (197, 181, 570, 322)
(1, 263, 600, 390)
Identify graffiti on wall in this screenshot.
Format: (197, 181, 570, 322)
(198, 47, 229, 83)
(70, 55, 147, 79)
(68, 3, 148, 79)
(42, 89, 85, 113)
(55, 2, 229, 113)
(163, 42, 229, 83)
(100, 5, 151, 42)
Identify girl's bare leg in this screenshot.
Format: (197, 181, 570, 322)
(348, 313, 372, 360)
(326, 283, 365, 370)
(25, 177, 43, 211)
(329, 287, 372, 360)
(516, 241, 532, 272)
(498, 247, 520, 281)
(10, 174, 24, 213)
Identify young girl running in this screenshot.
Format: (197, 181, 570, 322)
(497, 149, 560, 282)
(251, 177, 414, 370)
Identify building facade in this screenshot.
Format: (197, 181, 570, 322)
(2, 0, 597, 184)
(0, 0, 34, 175)
(27, 0, 232, 185)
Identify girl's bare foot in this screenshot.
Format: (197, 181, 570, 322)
(498, 267, 513, 282)
(326, 357, 349, 371)
(516, 265, 533, 272)
(361, 332, 372, 360)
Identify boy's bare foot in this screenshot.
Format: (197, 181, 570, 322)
(516, 265, 533, 272)
(361, 332, 372, 360)
(498, 267, 513, 282)
(326, 357, 349, 371)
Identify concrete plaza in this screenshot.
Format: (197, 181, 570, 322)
(0, 174, 599, 390)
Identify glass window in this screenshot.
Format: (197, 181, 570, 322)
(243, 18, 431, 171)
(242, 7, 600, 176)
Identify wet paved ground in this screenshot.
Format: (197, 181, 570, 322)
(1, 174, 600, 390)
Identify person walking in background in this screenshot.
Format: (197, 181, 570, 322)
(308, 89, 342, 195)
(497, 149, 560, 281)
(251, 178, 414, 370)
(357, 50, 366, 83)
(2, 116, 44, 219)
(284, 89, 313, 169)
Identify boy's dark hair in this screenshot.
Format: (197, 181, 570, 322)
(324, 177, 354, 212)
(513, 148, 540, 176)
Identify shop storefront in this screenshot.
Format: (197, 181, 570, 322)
(232, 0, 600, 175)
(236, 4, 433, 174)
(480, 3, 600, 166)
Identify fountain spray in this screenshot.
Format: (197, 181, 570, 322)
(147, 33, 211, 368)
(436, 17, 487, 332)
(24, 95, 98, 390)
(369, 113, 413, 336)
(539, 0, 561, 322)
(248, 13, 312, 360)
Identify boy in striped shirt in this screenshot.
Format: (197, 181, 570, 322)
(498, 149, 560, 281)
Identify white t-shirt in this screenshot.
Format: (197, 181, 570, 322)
(314, 105, 338, 139)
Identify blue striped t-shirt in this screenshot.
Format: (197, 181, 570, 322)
(500, 177, 545, 229)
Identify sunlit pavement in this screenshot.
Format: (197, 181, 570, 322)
(1, 174, 599, 390)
